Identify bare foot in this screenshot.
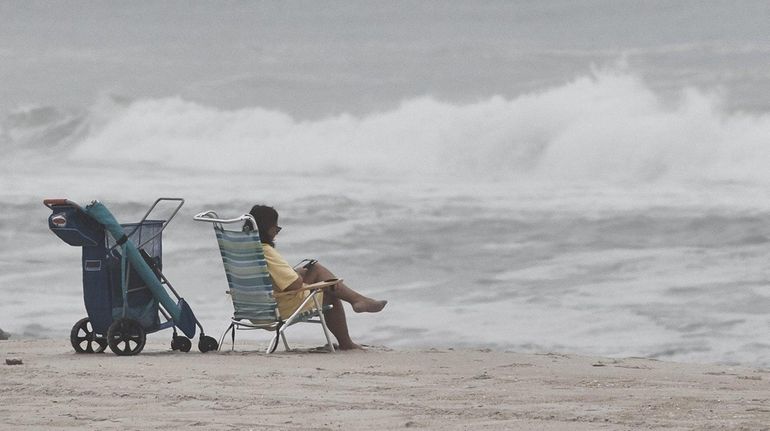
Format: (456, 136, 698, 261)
(352, 299, 388, 313)
(338, 342, 364, 351)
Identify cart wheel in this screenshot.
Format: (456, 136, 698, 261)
(171, 335, 192, 352)
(70, 317, 107, 353)
(198, 335, 219, 353)
(106, 318, 146, 356)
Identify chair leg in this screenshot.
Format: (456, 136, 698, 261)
(218, 322, 235, 352)
(313, 295, 335, 352)
(231, 322, 236, 351)
(281, 332, 290, 351)
(266, 331, 279, 354)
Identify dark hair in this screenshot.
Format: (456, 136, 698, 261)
(246, 204, 279, 246)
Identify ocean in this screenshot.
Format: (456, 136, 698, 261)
(2, 1, 770, 367)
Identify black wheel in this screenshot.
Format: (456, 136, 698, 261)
(171, 335, 192, 352)
(106, 318, 146, 356)
(70, 317, 107, 353)
(198, 335, 219, 353)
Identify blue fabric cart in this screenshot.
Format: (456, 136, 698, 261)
(43, 198, 218, 355)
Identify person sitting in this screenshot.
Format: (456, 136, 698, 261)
(246, 204, 387, 350)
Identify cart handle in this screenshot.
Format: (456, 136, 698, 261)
(43, 199, 83, 210)
(127, 198, 185, 249)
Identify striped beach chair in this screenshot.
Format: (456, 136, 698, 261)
(194, 211, 338, 353)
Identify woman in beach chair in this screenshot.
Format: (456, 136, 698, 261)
(247, 204, 387, 351)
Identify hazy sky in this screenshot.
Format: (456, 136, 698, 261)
(1, 1, 769, 117)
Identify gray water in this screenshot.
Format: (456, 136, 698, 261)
(2, 1, 770, 366)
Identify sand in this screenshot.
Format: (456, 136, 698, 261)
(1, 339, 769, 430)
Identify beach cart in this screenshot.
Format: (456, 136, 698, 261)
(43, 198, 218, 356)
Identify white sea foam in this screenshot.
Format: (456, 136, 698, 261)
(0, 69, 739, 188)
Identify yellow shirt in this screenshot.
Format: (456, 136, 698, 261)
(261, 244, 322, 318)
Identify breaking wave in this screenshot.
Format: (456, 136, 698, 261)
(5, 68, 770, 185)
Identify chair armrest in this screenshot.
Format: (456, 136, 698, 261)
(273, 279, 342, 298)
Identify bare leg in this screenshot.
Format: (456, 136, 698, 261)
(301, 263, 387, 350)
(303, 263, 387, 313)
(321, 292, 360, 350)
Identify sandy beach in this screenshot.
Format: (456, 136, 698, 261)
(1, 339, 768, 430)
